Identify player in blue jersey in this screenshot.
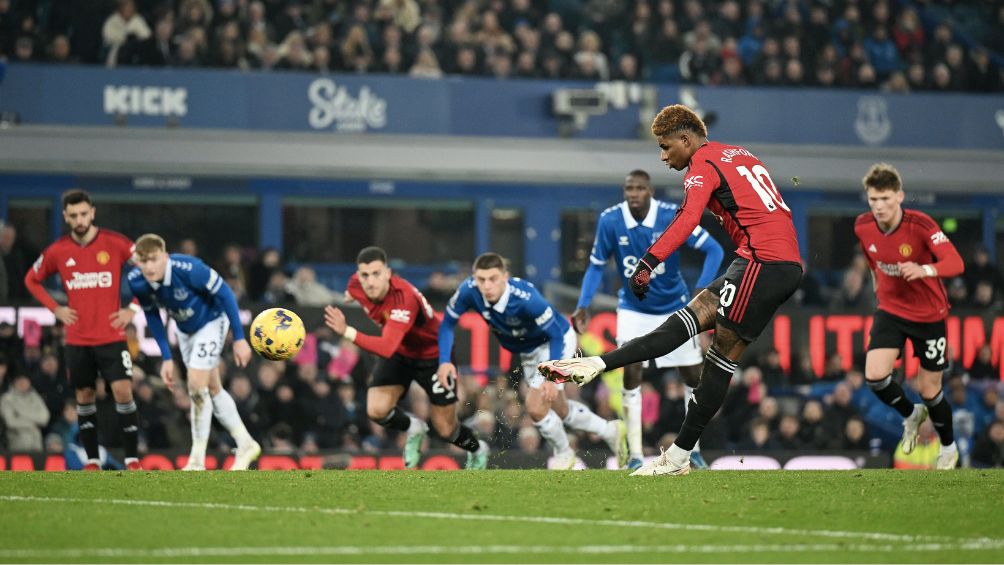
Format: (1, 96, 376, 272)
(573, 170, 724, 470)
(437, 252, 625, 469)
(128, 234, 261, 471)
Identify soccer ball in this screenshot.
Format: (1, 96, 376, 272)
(250, 308, 306, 361)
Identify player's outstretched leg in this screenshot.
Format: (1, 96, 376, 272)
(211, 390, 261, 471)
(632, 346, 738, 477)
(376, 407, 427, 469)
(539, 299, 714, 385)
(185, 387, 213, 470)
(562, 398, 627, 468)
(430, 405, 489, 470)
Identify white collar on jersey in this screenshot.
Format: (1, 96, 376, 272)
(483, 281, 512, 313)
(619, 200, 659, 229)
(150, 259, 173, 290)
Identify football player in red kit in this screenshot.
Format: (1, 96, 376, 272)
(23, 190, 141, 470)
(854, 163, 964, 469)
(539, 104, 803, 476)
(323, 246, 489, 470)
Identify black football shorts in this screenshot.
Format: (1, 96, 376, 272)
(868, 309, 948, 372)
(370, 354, 458, 406)
(706, 258, 803, 343)
(66, 342, 134, 390)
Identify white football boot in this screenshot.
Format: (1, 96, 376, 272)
(901, 404, 928, 455)
(936, 443, 959, 470)
(536, 356, 605, 385)
(630, 446, 691, 476)
(231, 439, 262, 471)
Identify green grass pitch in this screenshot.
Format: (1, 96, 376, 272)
(1, 469, 1002, 563)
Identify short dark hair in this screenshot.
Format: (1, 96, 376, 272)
(651, 104, 708, 137)
(862, 163, 902, 192)
(61, 189, 92, 209)
(356, 246, 388, 265)
(473, 252, 506, 272)
(627, 169, 651, 181)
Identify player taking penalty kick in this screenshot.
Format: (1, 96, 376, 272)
(129, 234, 261, 470)
(539, 104, 803, 475)
(24, 190, 142, 470)
(855, 163, 963, 469)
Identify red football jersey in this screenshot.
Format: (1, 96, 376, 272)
(347, 273, 441, 360)
(25, 229, 134, 346)
(649, 141, 801, 264)
(855, 209, 964, 323)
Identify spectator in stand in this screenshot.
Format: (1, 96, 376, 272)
(286, 266, 334, 306)
(964, 247, 1004, 303)
(409, 47, 443, 78)
(772, 414, 803, 450)
(30, 352, 71, 433)
(133, 379, 172, 450)
(971, 280, 1001, 310)
(968, 345, 997, 381)
(0, 374, 50, 451)
(102, 0, 151, 66)
(738, 417, 778, 450)
(824, 382, 860, 438)
(841, 416, 871, 450)
(971, 420, 1004, 468)
(757, 396, 780, 432)
(798, 400, 829, 449)
(1, 223, 38, 302)
(864, 25, 900, 79)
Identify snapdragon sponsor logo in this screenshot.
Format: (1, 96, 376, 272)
(65, 272, 113, 290)
(104, 86, 188, 117)
(308, 78, 387, 132)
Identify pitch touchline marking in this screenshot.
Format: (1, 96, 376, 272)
(1, 542, 1003, 559)
(1, 495, 997, 546)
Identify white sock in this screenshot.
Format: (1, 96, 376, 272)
(622, 387, 643, 459)
(535, 410, 570, 455)
(212, 390, 252, 447)
(189, 388, 212, 462)
(668, 443, 690, 466)
(406, 414, 426, 435)
(684, 385, 701, 453)
(562, 399, 609, 435)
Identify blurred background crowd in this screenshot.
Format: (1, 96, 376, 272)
(0, 0, 1000, 91)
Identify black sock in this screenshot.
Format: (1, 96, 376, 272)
(924, 390, 954, 446)
(77, 403, 99, 461)
(116, 401, 139, 459)
(376, 407, 411, 432)
(600, 307, 700, 370)
(866, 374, 914, 418)
(675, 347, 737, 450)
(448, 424, 481, 452)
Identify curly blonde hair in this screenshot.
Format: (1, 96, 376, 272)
(651, 104, 707, 137)
(862, 163, 902, 192)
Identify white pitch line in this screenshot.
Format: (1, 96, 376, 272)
(1, 541, 1004, 560)
(2, 494, 999, 547)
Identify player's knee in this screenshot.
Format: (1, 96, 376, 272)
(366, 405, 391, 422)
(690, 291, 718, 330)
(525, 402, 548, 422)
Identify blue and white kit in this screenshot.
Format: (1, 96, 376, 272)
(128, 254, 244, 370)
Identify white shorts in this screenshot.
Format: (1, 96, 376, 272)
(520, 327, 577, 389)
(616, 308, 703, 369)
(176, 314, 229, 371)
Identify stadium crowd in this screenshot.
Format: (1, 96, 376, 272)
(0, 0, 1000, 91)
(1, 225, 1003, 468)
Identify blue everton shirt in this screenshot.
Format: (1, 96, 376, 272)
(439, 277, 569, 363)
(579, 199, 723, 315)
(127, 254, 244, 360)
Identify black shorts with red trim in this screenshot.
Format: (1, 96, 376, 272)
(371, 354, 458, 406)
(867, 309, 948, 372)
(707, 258, 803, 343)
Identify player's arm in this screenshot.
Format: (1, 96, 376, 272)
(110, 236, 139, 329)
(574, 218, 612, 332)
(526, 290, 566, 360)
(130, 278, 176, 386)
(685, 225, 724, 288)
(900, 219, 965, 281)
(330, 290, 413, 359)
(633, 164, 718, 299)
(192, 260, 251, 367)
(436, 286, 471, 386)
(23, 251, 76, 325)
